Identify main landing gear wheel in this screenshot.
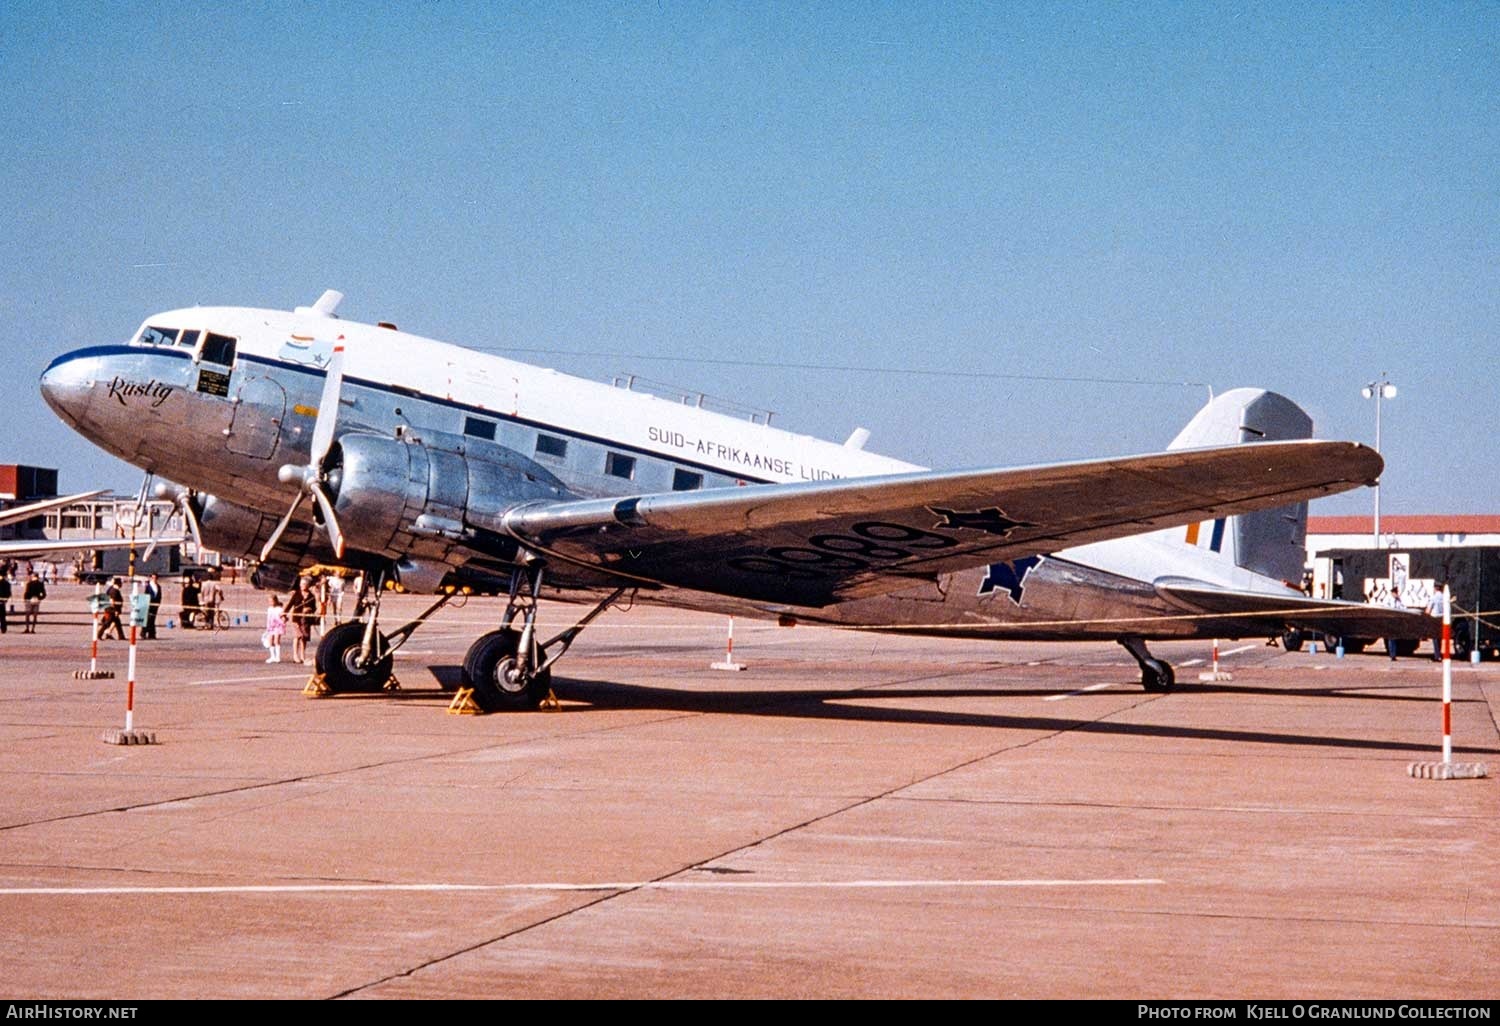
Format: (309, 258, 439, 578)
(462, 629, 552, 712)
(315, 621, 394, 693)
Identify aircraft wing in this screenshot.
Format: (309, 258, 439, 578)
(0, 490, 105, 529)
(501, 440, 1382, 607)
(1155, 580, 1440, 640)
(0, 537, 161, 559)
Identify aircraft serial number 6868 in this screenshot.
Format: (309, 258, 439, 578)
(41, 290, 1427, 709)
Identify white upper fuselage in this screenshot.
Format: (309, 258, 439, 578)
(164, 302, 921, 487)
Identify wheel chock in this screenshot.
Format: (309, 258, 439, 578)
(100, 729, 156, 746)
(540, 687, 561, 711)
(302, 673, 331, 697)
(383, 672, 402, 692)
(1408, 761, 1488, 780)
(447, 687, 484, 715)
(73, 669, 115, 680)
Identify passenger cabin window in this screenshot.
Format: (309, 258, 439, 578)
(605, 452, 636, 480)
(138, 325, 179, 347)
(199, 333, 236, 366)
(535, 434, 568, 459)
(463, 417, 497, 441)
(672, 469, 703, 491)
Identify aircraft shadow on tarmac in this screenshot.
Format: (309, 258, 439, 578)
(398, 664, 1497, 757)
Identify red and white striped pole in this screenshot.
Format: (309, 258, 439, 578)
(1198, 637, 1232, 681)
(125, 580, 139, 733)
(1441, 584, 1452, 764)
(91, 584, 102, 676)
(74, 583, 113, 680)
(1408, 584, 1486, 779)
(101, 580, 153, 744)
(711, 617, 747, 671)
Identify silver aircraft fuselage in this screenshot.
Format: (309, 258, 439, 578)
(40, 298, 1309, 643)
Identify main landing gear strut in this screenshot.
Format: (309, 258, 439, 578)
(314, 568, 460, 693)
(310, 561, 627, 708)
(460, 564, 628, 712)
(1119, 637, 1175, 693)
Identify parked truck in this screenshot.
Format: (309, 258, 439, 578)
(1307, 546, 1499, 660)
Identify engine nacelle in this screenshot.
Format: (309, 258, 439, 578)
(198, 493, 326, 568)
(250, 562, 304, 593)
(330, 430, 569, 567)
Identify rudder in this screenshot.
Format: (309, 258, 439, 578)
(1168, 389, 1312, 586)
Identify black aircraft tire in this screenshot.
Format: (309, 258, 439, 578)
(1282, 629, 1306, 653)
(465, 629, 552, 712)
(315, 622, 394, 693)
(461, 630, 507, 689)
(1142, 658, 1174, 693)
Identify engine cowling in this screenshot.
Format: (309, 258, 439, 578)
(198, 493, 327, 568)
(329, 429, 569, 565)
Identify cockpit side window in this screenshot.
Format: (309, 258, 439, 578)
(178, 329, 201, 350)
(200, 333, 237, 366)
(137, 325, 179, 347)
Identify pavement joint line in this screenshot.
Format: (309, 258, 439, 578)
(0, 730, 610, 834)
(337, 667, 1103, 997)
(0, 878, 1168, 896)
(888, 794, 1500, 820)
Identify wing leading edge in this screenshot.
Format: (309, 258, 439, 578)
(500, 439, 1382, 608)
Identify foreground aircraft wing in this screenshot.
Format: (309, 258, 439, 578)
(501, 440, 1382, 608)
(1155, 580, 1440, 640)
(0, 490, 105, 529)
(0, 537, 161, 559)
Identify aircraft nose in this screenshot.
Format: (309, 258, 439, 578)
(40, 349, 98, 426)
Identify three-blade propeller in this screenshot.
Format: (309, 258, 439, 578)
(144, 478, 204, 562)
(259, 344, 347, 561)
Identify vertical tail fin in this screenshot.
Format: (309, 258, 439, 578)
(1167, 389, 1312, 586)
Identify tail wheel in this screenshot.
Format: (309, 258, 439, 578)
(463, 629, 552, 712)
(315, 621, 393, 693)
(1142, 658, 1174, 692)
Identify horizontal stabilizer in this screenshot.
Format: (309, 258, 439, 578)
(1156, 579, 1439, 640)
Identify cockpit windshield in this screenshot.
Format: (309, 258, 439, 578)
(136, 325, 179, 347)
(134, 325, 200, 349)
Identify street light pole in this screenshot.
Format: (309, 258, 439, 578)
(1361, 374, 1397, 544)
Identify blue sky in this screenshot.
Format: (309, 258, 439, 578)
(3, 2, 1495, 515)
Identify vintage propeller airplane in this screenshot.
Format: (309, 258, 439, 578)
(40, 290, 1429, 709)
